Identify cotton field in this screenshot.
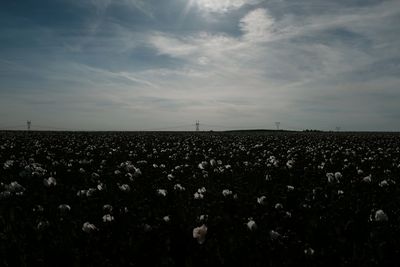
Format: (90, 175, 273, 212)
(0, 131, 400, 266)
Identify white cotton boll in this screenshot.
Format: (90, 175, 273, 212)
(114, 170, 121, 175)
(326, 173, 337, 183)
(379, 180, 389, 187)
(163, 215, 170, 223)
(193, 224, 207, 244)
(119, 184, 130, 192)
(269, 230, 281, 240)
(77, 190, 87, 197)
(133, 168, 142, 178)
(335, 172, 342, 180)
(198, 187, 206, 194)
(6, 181, 25, 193)
(157, 189, 167, 197)
(102, 214, 114, 223)
(275, 203, 283, 210)
(363, 175, 372, 183)
(174, 165, 182, 171)
(37, 220, 50, 231)
(122, 206, 129, 214)
(338, 190, 344, 196)
(79, 168, 85, 173)
(222, 189, 233, 197)
(3, 160, 14, 169)
(284, 211, 292, 219)
(257, 196, 267, 205)
(58, 204, 71, 212)
(357, 169, 364, 175)
(194, 192, 204, 200)
(198, 162, 207, 170)
(86, 188, 96, 197)
(374, 210, 388, 222)
(45, 177, 57, 187)
(199, 214, 208, 222)
(304, 247, 315, 256)
(97, 183, 104, 191)
(247, 219, 257, 231)
(286, 160, 294, 169)
(174, 184, 185, 191)
(225, 165, 232, 170)
(33, 205, 44, 213)
(167, 174, 174, 180)
(210, 159, 217, 167)
(287, 185, 294, 192)
(82, 222, 98, 233)
(265, 174, 272, 181)
(0, 191, 11, 199)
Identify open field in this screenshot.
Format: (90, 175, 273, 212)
(1, 131, 400, 266)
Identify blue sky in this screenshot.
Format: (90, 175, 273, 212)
(1, 0, 399, 131)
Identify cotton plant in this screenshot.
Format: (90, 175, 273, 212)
(269, 230, 281, 241)
(163, 215, 170, 223)
(198, 214, 208, 223)
(194, 192, 204, 200)
(379, 180, 389, 187)
(102, 214, 115, 223)
(371, 209, 388, 222)
(58, 204, 71, 212)
(173, 184, 185, 191)
(222, 189, 233, 197)
(257, 196, 267, 205)
(157, 189, 167, 197)
(5, 181, 25, 193)
(82, 222, 98, 233)
(246, 218, 257, 231)
(286, 160, 294, 169)
(43, 177, 57, 187)
(119, 184, 131, 192)
(3, 160, 15, 170)
(363, 175, 372, 183)
(193, 224, 208, 244)
(287, 185, 294, 192)
(326, 173, 339, 184)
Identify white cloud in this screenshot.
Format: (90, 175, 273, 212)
(194, 0, 262, 13)
(239, 8, 275, 41)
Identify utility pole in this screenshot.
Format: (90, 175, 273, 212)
(275, 122, 280, 131)
(195, 120, 200, 132)
(27, 120, 31, 131)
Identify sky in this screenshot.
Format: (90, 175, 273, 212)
(0, 0, 399, 131)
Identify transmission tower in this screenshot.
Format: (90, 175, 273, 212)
(275, 122, 280, 130)
(27, 120, 31, 131)
(195, 120, 200, 132)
